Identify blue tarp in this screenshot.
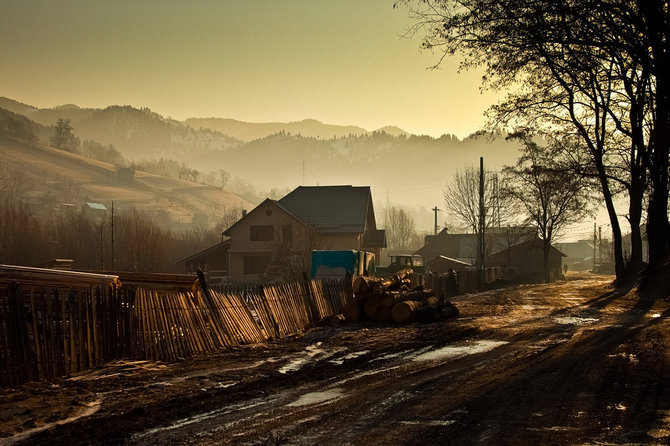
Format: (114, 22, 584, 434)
(310, 250, 375, 278)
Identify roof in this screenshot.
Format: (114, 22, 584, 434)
(86, 202, 107, 210)
(278, 185, 372, 233)
(416, 227, 538, 259)
(176, 239, 231, 265)
(488, 239, 566, 260)
(223, 198, 314, 236)
(362, 229, 387, 249)
(426, 255, 472, 272)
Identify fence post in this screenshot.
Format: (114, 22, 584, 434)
(7, 281, 31, 384)
(301, 272, 319, 325)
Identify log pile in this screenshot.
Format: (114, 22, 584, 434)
(342, 268, 459, 325)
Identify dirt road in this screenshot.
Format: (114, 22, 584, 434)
(2, 273, 669, 445)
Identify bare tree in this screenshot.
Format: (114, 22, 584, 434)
(503, 135, 592, 282)
(384, 206, 417, 251)
(443, 164, 517, 229)
(215, 206, 245, 235)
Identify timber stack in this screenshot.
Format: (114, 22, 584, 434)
(342, 268, 459, 325)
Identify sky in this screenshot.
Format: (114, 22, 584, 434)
(0, 0, 501, 139)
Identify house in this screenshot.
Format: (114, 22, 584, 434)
(487, 239, 566, 283)
(223, 185, 386, 283)
(425, 255, 471, 274)
(554, 239, 594, 271)
(176, 239, 230, 284)
(416, 227, 536, 265)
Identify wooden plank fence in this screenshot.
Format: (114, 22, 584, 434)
(0, 281, 132, 386)
(1, 271, 353, 384)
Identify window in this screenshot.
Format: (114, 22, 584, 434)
(250, 225, 274, 241)
(282, 224, 293, 245)
(243, 255, 271, 275)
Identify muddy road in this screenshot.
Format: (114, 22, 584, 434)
(2, 273, 669, 445)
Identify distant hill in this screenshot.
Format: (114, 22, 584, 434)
(0, 97, 38, 117)
(5, 100, 242, 160)
(0, 107, 51, 142)
(375, 126, 410, 138)
(0, 135, 251, 230)
(184, 117, 375, 142)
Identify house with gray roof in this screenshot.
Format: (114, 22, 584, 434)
(223, 185, 386, 283)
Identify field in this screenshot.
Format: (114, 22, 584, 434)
(1, 272, 669, 445)
(0, 136, 250, 228)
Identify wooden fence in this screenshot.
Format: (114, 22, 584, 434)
(0, 281, 133, 386)
(0, 269, 353, 385)
(132, 277, 353, 361)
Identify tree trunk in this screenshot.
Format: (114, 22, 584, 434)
(593, 157, 626, 282)
(542, 239, 551, 283)
(382, 289, 434, 307)
(628, 184, 645, 268)
(391, 300, 423, 324)
(639, 0, 670, 267)
(647, 81, 670, 266)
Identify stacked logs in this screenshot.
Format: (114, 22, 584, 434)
(342, 268, 459, 325)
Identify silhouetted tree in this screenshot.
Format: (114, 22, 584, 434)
(51, 118, 78, 151)
(443, 164, 516, 230)
(401, 0, 669, 278)
(503, 135, 592, 282)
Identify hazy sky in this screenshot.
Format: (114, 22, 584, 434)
(1, 0, 500, 139)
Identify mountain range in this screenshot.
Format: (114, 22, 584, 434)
(0, 96, 522, 231)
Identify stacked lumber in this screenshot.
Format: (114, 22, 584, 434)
(343, 268, 459, 325)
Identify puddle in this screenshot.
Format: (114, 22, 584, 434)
(5, 398, 102, 445)
(527, 426, 579, 432)
(279, 342, 346, 374)
(404, 345, 435, 359)
(135, 396, 274, 438)
(288, 388, 344, 407)
(329, 350, 370, 365)
(651, 313, 661, 318)
(399, 420, 455, 426)
(554, 316, 598, 325)
(370, 349, 414, 362)
(412, 340, 508, 362)
(216, 381, 239, 389)
(330, 365, 403, 386)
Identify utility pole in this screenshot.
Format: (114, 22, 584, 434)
(598, 225, 603, 269)
(432, 206, 441, 235)
(492, 173, 500, 227)
(478, 157, 486, 268)
(111, 201, 116, 270)
(593, 222, 597, 272)
(100, 222, 104, 271)
(478, 157, 486, 290)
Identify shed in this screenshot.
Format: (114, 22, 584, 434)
(488, 239, 566, 283)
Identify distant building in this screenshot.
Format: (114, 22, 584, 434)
(425, 255, 471, 274)
(554, 239, 594, 271)
(82, 202, 107, 220)
(176, 240, 230, 285)
(223, 185, 386, 283)
(488, 239, 566, 283)
(416, 227, 536, 265)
